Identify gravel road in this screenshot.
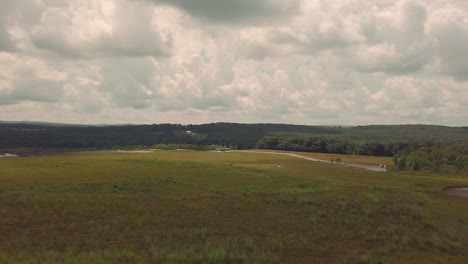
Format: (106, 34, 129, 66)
(231, 150, 387, 172)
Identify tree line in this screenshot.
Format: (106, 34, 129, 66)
(256, 136, 426, 157)
(256, 135, 468, 174)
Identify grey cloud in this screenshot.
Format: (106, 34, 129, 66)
(155, 94, 237, 112)
(432, 20, 468, 81)
(398, 1, 427, 40)
(243, 44, 280, 60)
(147, 0, 299, 24)
(304, 110, 340, 120)
(0, 78, 64, 105)
(99, 58, 157, 109)
(0, 0, 46, 51)
(31, 0, 171, 58)
(0, 27, 15, 51)
(32, 26, 171, 59)
(351, 43, 432, 75)
(360, 1, 431, 74)
(268, 22, 360, 53)
(350, 3, 432, 75)
(263, 0, 433, 75)
(0, 5, 18, 51)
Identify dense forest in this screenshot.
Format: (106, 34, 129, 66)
(0, 122, 343, 149)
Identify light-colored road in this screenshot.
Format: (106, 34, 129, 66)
(230, 150, 387, 172)
(446, 187, 468, 198)
(0, 153, 19, 158)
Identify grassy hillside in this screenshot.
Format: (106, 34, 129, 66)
(1, 151, 467, 263)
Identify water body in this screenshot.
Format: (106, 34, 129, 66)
(232, 151, 386, 172)
(446, 187, 468, 198)
(0, 153, 19, 158)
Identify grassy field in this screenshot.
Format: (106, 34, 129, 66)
(245, 150, 394, 167)
(0, 150, 467, 264)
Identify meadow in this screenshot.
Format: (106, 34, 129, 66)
(0, 150, 467, 263)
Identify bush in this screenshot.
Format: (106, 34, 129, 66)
(398, 156, 407, 170)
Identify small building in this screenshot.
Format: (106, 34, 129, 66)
(0, 153, 19, 158)
(215, 148, 231, 152)
(379, 164, 387, 171)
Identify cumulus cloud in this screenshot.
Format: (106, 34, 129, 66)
(0, 78, 64, 105)
(146, 0, 299, 24)
(31, 0, 172, 58)
(428, 4, 468, 80)
(0, 28, 15, 51)
(0, 54, 65, 105)
(99, 58, 158, 109)
(0, 0, 467, 126)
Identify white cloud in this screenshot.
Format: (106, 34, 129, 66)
(0, 53, 66, 105)
(427, 3, 468, 80)
(31, 0, 172, 58)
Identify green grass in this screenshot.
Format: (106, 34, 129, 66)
(0, 150, 467, 263)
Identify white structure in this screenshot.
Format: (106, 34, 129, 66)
(0, 153, 19, 158)
(215, 148, 231, 152)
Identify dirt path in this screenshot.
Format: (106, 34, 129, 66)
(0, 153, 19, 158)
(231, 150, 387, 172)
(446, 188, 468, 198)
(106, 150, 155, 153)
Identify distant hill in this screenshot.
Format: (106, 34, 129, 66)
(1, 122, 467, 150)
(0, 121, 90, 127)
(340, 124, 468, 142)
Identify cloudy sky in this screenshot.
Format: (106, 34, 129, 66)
(0, 0, 467, 125)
